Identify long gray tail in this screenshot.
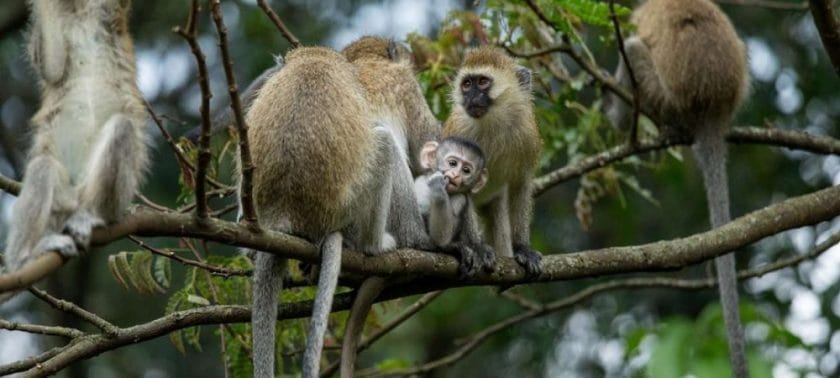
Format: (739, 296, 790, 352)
(252, 251, 285, 378)
(302, 232, 343, 378)
(340, 276, 386, 378)
(692, 123, 748, 378)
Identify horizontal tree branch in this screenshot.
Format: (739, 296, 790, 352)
(1, 182, 838, 295)
(12, 228, 840, 375)
(0, 319, 83, 338)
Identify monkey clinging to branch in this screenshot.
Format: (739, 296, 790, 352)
(604, 0, 751, 376)
(4, 0, 149, 274)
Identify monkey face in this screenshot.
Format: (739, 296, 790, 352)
(438, 151, 486, 194)
(460, 75, 494, 118)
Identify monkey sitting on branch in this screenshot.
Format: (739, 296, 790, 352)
(414, 136, 496, 277)
(603, 0, 751, 376)
(3, 0, 148, 276)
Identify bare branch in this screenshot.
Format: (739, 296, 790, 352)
(0, 318, 84, 338)
(28, 287, 120, 336)
(0, 346, 66, 376)
(608, 0, 642, 145)
(1, 184, 838, 293)
(256, 0, 301, 47)
(174, 0, 214, 220)
(128, 236, 250, 277)
(363, 232, 840, 377)
(209, 0, 259, 229)
(320, 291, 444, 377)
(808, 0, 840, 77)
(0, 172, 20, 195)
(533, 126, 840, 195)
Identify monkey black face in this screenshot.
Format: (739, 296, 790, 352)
(460, 75, 494, 118)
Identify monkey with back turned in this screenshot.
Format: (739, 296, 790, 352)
(604, 0, 750, 376)
(4, 0, 148, 276)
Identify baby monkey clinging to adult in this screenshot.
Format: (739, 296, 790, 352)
(415, 136, 496, 277)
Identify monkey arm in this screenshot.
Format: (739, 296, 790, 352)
(508, 180, 543, 277)
(427, 190, 457, 247)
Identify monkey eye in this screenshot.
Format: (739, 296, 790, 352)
(478, 76, 492, 90)
(461, 80, 471, 91)
(448, 159, 458, 167)
(462, 166, 472, 174)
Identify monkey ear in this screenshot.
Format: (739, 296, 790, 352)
(515, 65, 532, 92)
(420, 141, 439, 170)
(472, 168, 489, 194)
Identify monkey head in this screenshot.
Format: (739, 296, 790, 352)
(420, 137, 488, 194)
(452, 46, 532, 119)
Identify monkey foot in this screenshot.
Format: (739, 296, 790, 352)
(63, 211, 105, 252)
(36, 234, 78, 258)
(513, 243, 543, 278)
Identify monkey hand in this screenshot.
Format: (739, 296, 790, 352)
(476, 243, 497, 273)
(513, 243, 543, 278)
(428, 172, 448, 199)
(34, 234, 79, 259)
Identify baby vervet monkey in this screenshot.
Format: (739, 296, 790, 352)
(415, 137, 496, 276)
(4, 0, 148, 274)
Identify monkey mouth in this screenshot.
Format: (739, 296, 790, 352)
(465, 105, 489, 118)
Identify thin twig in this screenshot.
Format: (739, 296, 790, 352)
(256, 0, 301, 47)
(128, 236, 249, 277)
(28, 287, 120, 336)
(137, 193, 172, 212)
(0, 318, 84, 338)
(209, 0, 260, 230)
(146, 102, 229, 190)
(319, 291, 444, 377)
(608, 0, 641, 146)
(174, 0, 214, 220)
(362, 232, 840, 377)
(498, 289, 542, 311)
(0, 172, 21, 195)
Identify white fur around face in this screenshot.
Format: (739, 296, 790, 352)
(450, 66, 523, 121)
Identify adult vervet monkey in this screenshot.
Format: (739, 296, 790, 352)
(244, 46, 398, 378)
(443, 46, 544, 277)
(4, 0, 148, 273)
(337, 36, 441, 378)
(604, 0, 750, 376)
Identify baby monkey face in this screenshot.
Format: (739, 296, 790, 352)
(439, 150, 481, 193)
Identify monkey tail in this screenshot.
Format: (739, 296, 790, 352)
(302, 232, 343, 378)
(692, 122, 748, 378)
(339, 276, 386, 378)
(251, 251, 286, 378)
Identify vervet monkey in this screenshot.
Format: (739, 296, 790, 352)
(443, 46, 544, 277)
(337, 36, 442, 378)
(244, 46, 399, 378)
(604, 0, 750, 376)
(414, 137, 495, 276)
(4, 0, 148, 272)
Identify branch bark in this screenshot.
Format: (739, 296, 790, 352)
(808, 0, 840, 76)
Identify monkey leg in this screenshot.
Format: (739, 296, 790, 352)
(384, 133, 434, 250)
(251, 251, 287, 378)
(509, 182, 543, 278)
(354, 125, 399, 255)
(5, 155, 76, 271)
(488, 189, 513, 258)
(64, 113, 147, 251)
(302, 232, 343, 378)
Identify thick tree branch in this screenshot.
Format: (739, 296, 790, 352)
(808, 0, 840, 76)
(1, 184, 838, 294)
(363, 231, 840, 377)
(9, 230, 839, 375)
